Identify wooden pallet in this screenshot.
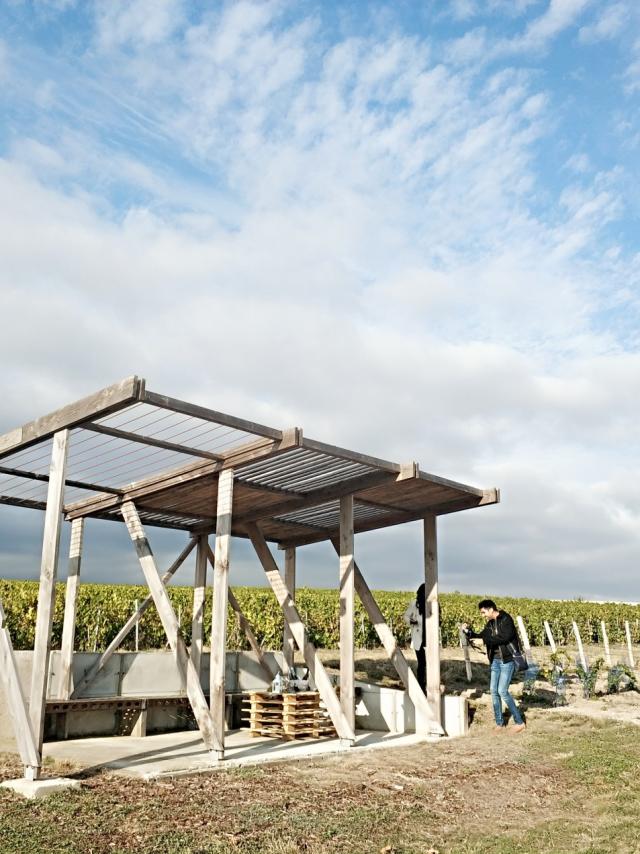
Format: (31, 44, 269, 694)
(242, 691, 337, 740)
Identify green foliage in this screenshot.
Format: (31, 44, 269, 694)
(575, 657, 604, 699)
(607, 663, 638, 694)
(0, 578, 640, 652)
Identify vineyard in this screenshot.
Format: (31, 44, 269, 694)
(1, 579, 639, 652)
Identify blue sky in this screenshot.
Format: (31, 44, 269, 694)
(0, 0, 639, 600)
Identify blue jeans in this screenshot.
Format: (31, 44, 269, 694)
(490, 659, 523, 726)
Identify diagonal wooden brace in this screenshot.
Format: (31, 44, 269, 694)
(0, 601, 40, 780)
(247, 523, 355, 743)
(121, 502, 220, 754)
(205, 544, 276, 683)
(72, 537, 197, 698)
(330, 540, 444, 737)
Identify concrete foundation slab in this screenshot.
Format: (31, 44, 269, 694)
(43, 729, 431, 780)
(1, 777, 82, 800)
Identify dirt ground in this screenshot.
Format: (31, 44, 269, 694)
(1, 644, 639, 853)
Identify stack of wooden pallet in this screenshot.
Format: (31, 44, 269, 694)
(243, 691, 336, 740)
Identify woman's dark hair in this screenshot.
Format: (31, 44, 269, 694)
(478, 598, 497, 610)
(416, 583, 426, 616)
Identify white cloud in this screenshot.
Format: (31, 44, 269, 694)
(578, 2, 627, 43)
(564, 152, 591, 172)
(94, 0, 184, 51)
(521, 0, 592, 48)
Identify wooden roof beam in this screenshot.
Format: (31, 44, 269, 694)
(64, 428, 302, 520)
(277, 488, 500, 548)
(81, 423, 225, 462)
(143, 390, 282, 441)
(235, 470, 398, 525)
(0, 376, 144, 459)
(0, 465, 122, 496)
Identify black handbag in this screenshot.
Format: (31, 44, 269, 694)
(508, 643, 528, 672)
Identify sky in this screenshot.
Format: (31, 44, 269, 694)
(0, 0, 639, 601)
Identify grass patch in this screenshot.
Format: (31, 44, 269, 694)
(2, 712, 640, 853)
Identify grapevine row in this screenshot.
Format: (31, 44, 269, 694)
(1, 580, 639, 652)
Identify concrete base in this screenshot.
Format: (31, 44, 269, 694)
(43, 728, 429, 780)
(1, 777, 82, 800)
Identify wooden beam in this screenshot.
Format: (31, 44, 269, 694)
(339, 495, 355, 734)
(247, 523, 355, 743)
(417, 466, 486, 497)
(72, 538, 196, 697)
(229, 589, 277, 683)
(190, 535, 208, 676)
(204, 544, 275, 682)
(65, 430, 301, 520)
(81, 422, 225, 461)
(283, 547, 296, 672)
(329, 541, 443, 736)
(59, 518, 84, 700)
(0, 601, 40, 780)
(236, 470, 396, 525)
(277, 491, 500, 548)
(29, 429, 69, 766)
(300, 437, 400, 473)
(121, 502, 219, 754)
(423, 515, 441, 728)
(0, 496, 47, 512)
(0, 465, 121, 496)
(210, 470, 234, 759)
(0, 376, 143, 458)
(143, 390, 283, 440)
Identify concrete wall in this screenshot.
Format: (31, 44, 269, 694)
(0, 651, 468, 749)
(354, 680, 468, 738)
(0, 650, 280, 749)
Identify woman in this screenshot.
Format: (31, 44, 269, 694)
(403, 583, 426, 692)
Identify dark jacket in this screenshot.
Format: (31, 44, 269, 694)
(465, 611, 520, 663)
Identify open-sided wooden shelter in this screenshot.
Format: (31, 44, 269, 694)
(0, 376, 499, 780)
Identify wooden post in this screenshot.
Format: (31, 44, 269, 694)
(0, 601, 40, 780)
(352, 558, 443, 736)
(543, 620, 557, 654)
(121, 501, 219, 755)
(190, 534, 208, 677)
(72, 538, 196, 697)
(339, 495, 355, 735)
(283, 547, 296, 672)
(29, 429, 69, 768)
(572, 621, 588, 671)
(458, 627, 472, 682)
(134, 600, 139, 652)
(423, 515, 441, 727)
(210, 469, 234, 759)
(59, 518, 84, 700)
(625, 620, 635, 668)
(600, 620, 612, 667)
(205, 544, 276, 683)
(328, 539, 442, 736)
(516, 615, 533, 665)
(247, 523, 355, 743)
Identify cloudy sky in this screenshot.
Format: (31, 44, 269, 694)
(1, 0, 639, 601)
